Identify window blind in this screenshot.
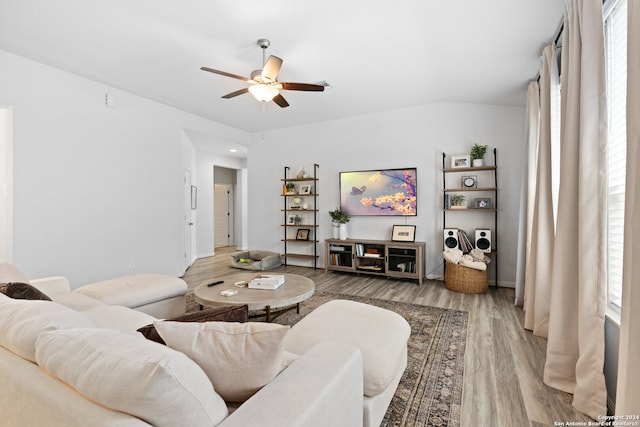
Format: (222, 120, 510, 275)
(604, 0, 627, 312)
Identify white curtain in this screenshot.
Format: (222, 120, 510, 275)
(515, 81, 540, 306)
(543, 0, 608, 418)
(615, 0, 640, 416)
(522, 44, 558, 337)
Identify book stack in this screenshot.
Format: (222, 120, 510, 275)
(248, 275, 285, 290)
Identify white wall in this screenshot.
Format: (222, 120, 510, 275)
(181, 131, 197, 268)
(247, 102, 525, 286)
(0, 106, 13, 261)
(0, 50, 248, 286)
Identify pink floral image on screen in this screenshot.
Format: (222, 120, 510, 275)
(340, 168, 417, 216)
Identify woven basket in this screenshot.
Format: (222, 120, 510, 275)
(444, 261, 488, 294)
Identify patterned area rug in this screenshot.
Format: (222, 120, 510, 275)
(270, 291, 468, 427)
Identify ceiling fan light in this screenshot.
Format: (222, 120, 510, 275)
(248, 84, 279, 102)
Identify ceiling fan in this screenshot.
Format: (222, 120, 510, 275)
(200, 39, 326, 108)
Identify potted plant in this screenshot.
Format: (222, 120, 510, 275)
(470, 143, 488, 167)
(329, 208, 351, 239)
(285, 183, 295, 194)
(293, 214, 302, 225)
(450, 194, 467, 209)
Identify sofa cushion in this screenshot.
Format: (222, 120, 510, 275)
(35, 328, 229, 427)
(0, 298, 95, 362)
(285, 299, 411, 397)
(82, 305, 158, 335)
(74, 274, 187, 308)
(0, 282, 51, 300)
(0, 262, 30, 284)
(154, 320, 289, 403)
(49, 292, 105, 311)
(138, 305, 249, 344)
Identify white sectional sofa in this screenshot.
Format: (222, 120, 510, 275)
(0, 262, 409, 427)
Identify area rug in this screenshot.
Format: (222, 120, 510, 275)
(271, 291, 468, 427)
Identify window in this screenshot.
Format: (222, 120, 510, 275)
(604, 0, 627, 313)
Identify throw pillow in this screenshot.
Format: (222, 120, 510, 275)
(0, 262, 30, 284)
(0, 298, 94, 362)
(138, 305, 249, 344)
(35, 328, 229, 427)
(154, 320, 289, 402)
(0, 282, 52, 301)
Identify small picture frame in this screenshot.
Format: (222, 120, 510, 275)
(296, 229, 310, 240)
(298, 184, 312, 195)
(474, 198, 491, 209)
(451, 155, 470, 169)
(461, 175, 478, 188)
(287, 214, 297, 225)
(391, 225, 416, 242)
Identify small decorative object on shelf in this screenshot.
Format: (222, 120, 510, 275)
(299, 184, 312, 195)
(462, 175, 477, 188)
(474, 198, 491, 209)
(285, 182, 295, 194)
(296, 165, 306, 179)
(450, 154, 470, 168)
(470, 143, 488, 167)
(450, 194, 467, 209)
(296, 229, 310, 240)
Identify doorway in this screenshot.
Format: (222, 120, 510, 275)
(183, 169, 194, 270)
(214, 184, 234, 248)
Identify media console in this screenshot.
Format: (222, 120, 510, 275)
(325, 238, 425, 285)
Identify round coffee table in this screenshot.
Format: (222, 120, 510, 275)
(193, 272, 315, 322)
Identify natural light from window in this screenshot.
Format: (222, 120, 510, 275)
(604, 0, 627, 314)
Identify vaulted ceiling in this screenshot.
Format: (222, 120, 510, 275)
(0, 0, 564, 133)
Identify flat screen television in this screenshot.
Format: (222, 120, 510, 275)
(339, 168, 417, 216)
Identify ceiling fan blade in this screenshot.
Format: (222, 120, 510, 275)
(261, 55, 283, 82)
(200, 67, 250, 82)
(221, 88, 249, 99)
(272, 94, 290, 108)
(280, 82, 325, 92)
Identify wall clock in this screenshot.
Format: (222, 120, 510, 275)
(462, 175, 477, 188)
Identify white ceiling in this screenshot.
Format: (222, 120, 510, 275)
(0, 0, 564, 134)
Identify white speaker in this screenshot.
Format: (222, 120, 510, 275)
(475, 229, 492, 252)
(443, 228, 459, 249)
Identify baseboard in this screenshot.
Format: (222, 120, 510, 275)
(197, 251, 215, 259)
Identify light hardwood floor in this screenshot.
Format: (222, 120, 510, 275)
(182, 247, 593, 427)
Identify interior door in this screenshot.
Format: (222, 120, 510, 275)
(183, 169, 193, 269)
(214, 184, 234, 247)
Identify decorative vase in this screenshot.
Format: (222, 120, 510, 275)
(338, 223, 348, 240)
(332, 225, 339, 239)
(472, 159, 484, 167)
(296, 166, 305, 179)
